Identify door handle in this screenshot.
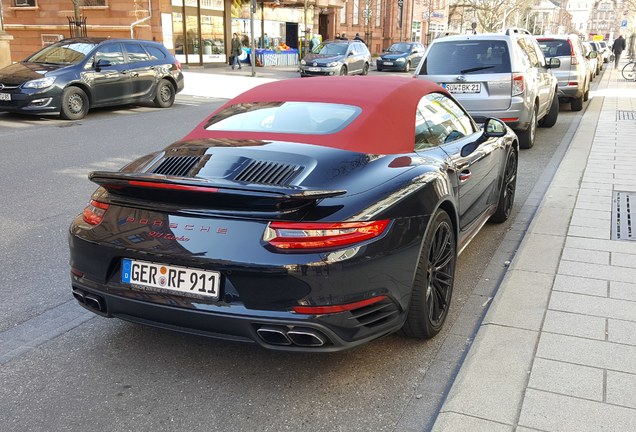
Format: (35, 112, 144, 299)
(459, 170, 471, 182)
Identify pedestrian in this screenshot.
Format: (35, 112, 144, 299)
(231, 33, 242, 70)
(612, 35, 626, 68)
(353, 32, 366, 45)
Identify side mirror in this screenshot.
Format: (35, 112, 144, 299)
(94, 58, 112, 70)
(546, 57, 561, 68)
(589, 51, 598, 58)
(461, 118, 507, 157)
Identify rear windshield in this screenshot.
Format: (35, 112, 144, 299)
(537, 39, 571, 57)
(26, 41, 97, 65)
(421, 40, 511, 74)
(205, 102, 361, 135)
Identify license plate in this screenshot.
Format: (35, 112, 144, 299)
(0, 93, 10, 101)
(121, 258, 220, 300)
(383, 61, 393, 65)
(444, 83, 481, 94)
(308, 67, 321, 72)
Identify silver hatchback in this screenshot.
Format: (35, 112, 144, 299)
(414, 29, 560, 149)
(536, 35, 592, 112)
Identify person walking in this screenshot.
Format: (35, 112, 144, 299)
(353, 33, 366, 45)
(612, 35, 626, 68)
(231, 33, 242, 70)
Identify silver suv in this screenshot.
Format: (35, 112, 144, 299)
(300, 40, 371, 77)
(414, 29, 560, 149)
(536, 35, 592, 112)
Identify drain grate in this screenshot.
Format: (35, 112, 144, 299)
(611, 191, 634, 241)
(616, 111, 636, 121)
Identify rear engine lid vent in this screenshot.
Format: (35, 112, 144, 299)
(235, 160, 302, 186)
(151, 155, 201, 177)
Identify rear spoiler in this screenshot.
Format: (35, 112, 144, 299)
(89, 171, 346, 211)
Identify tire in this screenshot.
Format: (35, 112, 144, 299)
(622, 62, 636, 81)
(361, 63, 369, 76)
(377, 66, 382, 72)
(400, 209, 456, 339)
(490, 149, 517, 223)
(339, 65, 348, 76)
(153, 79, 175, 108)
(517, 105, 537, 149)
(60, 86, 89, 120)
(539, 93, 559, 128)
(404, 60, 411, 72)
(571, 94, 583, 111)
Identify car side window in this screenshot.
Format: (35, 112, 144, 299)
(518, 39, 540, 67)
(124, 43, 150, 62)
(415, 93, 475, 151)
(94, 44, 125, 66)
(145, 45, 167, 60)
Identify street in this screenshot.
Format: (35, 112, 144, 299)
(0, 75, 592, 432)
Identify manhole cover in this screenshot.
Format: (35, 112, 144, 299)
(612, 191, 634, 241)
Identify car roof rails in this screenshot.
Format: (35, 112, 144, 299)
(505, 28, 531, 36)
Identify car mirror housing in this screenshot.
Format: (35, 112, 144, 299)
(94, 59, 112, 70)
(484, 118, 507, 137)
(547, 57, 561, 68)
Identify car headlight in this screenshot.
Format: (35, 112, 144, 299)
(395, 58, 406, 62)
(301, 59, 306, 65)
(327, 62, 339, 67)
(22, 76, 56, 89)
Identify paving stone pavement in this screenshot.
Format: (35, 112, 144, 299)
(432, 61, 636, 431)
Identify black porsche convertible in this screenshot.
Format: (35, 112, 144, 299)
(69, 76, 519, 351)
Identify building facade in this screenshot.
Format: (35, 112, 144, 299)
(1, 0, 453, 64)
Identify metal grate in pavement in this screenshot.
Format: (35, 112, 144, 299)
(616, 110, 636, 121)
(612, 191, 634, 241)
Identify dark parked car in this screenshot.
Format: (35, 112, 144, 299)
(0, 37, 184, 120)
(376, 42, 426, 72)
(300, 40, 371, 76)
(69, 76, 519, 351)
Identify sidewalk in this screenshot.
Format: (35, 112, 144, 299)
(432, 62, 636, 431)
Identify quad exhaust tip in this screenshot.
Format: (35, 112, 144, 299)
(256, 326, 329, 347)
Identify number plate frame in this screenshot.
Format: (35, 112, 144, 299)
(121, 258, 221, 300)
(443, 83, 482, 94)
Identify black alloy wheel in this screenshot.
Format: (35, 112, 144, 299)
(401, 209, 456, 339)
(490, 150, 517, 223)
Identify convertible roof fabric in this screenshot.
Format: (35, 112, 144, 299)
(184, 76, 450, 155)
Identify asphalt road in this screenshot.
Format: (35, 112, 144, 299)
(0, 76, 595, 431)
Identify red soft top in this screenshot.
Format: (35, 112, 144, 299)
(183, 76, 449, 155)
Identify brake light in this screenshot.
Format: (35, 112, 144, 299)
(174, 60, 182, 71)
(264, 220, 390, 250)
(569, 40, 578, 65)
(292, 295, 388, 314)
(82, 200, 109, 225)
(512, 74, 525, 96)
(128, 180, 218, 193)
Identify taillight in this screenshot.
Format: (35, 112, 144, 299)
(569, 40, 578, 65)
(174, 60, 182, 71)
(512, 74, 525, 96)
(264, 220, 390, 250)
(82, 200, 109, 225)
(292, 295, 388, 314)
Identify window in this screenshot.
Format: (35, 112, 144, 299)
(422, 40, 511, 74)
(94, 44, 125, 65)
(145, 46, 167, 60)
(353, 0, 359, 25)
(14, 0, 36, 6)
(340, 3, 346, 24)
(205, 102, 362, 136)
(376, 0, 382, 27)
(415, 93, 474, 150)
(124, 43, 151, 62)
(79, 0, 106, 5)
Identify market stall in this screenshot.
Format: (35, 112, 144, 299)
(242, 48, 299, 66)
